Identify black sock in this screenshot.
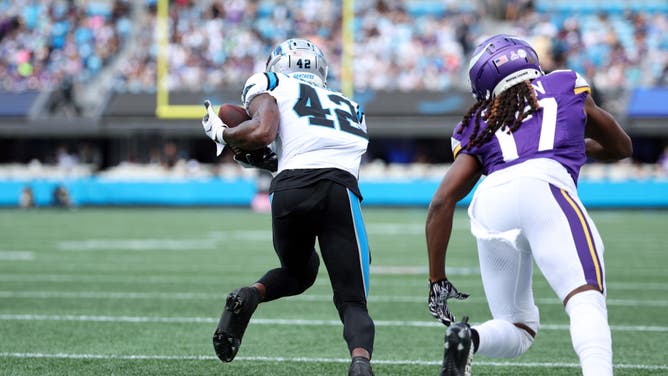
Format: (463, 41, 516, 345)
(471, 328, 480, 353)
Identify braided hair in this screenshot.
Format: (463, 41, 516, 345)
(458, 80, 541, 150)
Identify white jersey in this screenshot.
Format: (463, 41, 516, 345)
(241, 72, 368, 178)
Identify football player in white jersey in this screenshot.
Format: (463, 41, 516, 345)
(425, 35, 632, 376)
(201, 38, 375, 376)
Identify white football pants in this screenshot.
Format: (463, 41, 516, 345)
(467, 160, 611, 374)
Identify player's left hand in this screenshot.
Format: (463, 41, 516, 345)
(428, 278, 470, 326)
(233, 147, 278, 172)
(202, 100, 227, 156)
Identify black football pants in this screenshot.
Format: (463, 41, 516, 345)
(257, 179, 375, 355)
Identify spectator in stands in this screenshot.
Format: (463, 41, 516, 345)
(111, 0, 476, 93)
(56, 145, 79, 170)
(19, 186, 34, 208)
(111, 0, 666, 95)
(3, 0, 667, 95)
(0, 15, 22, 42)
(162, 141, 187, 169)
(52, 185, 72, 208)
(0, 0, 129, 92)
(48, 75, 82, 117)
(504, 0, 535, 22)
(77, 142, 102, 169)
(658, 146, 668, 175)
(657, 62, 668, 87)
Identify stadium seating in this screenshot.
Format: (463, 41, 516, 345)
(104, 0, 667, 93)
(0, 0, 130, 92)
(2, 0, 664, 93)
(0, 0, 665, 194)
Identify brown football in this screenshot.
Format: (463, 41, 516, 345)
(218, 103, 250, 127)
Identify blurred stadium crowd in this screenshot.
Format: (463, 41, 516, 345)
(0, 0, 667, 182)
(0, 0, 131, 92)
(1, 0, 666, 93)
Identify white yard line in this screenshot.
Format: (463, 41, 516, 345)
(56, 239, 219, 251)
(0, 291, 219, 300)
(54, 223, 472, 252)
(1, 290, 668, 307)
(0, 352, 665, 370)
(1, 273, 667, 291)
(0, 274, 217, 284)
(1, 314, 667, 333)
(56, 231, 271, 251)
(0, 251, 34, 260)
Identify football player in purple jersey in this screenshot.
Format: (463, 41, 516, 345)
(425, 35, 632, 376)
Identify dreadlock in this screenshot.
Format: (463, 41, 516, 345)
(458, 80, 541, 150)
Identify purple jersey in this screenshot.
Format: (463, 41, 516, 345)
(452, 70, 591, 183)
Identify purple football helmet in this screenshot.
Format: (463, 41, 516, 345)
(468, 34, 543, 101)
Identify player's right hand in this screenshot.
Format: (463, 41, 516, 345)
(233, 147, 278, 172)
(428, 278, 470, 326)
(202, 100, 227, 156)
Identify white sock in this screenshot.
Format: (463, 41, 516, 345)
(565, 290, 612, 376)
(473, 319, 535, 358)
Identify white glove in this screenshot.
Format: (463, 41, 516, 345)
(201, 100, 227, 156)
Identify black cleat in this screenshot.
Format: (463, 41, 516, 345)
(348, 356, 374, 376)
(212, 286, 261, 362)
(440, 316, 473, 376)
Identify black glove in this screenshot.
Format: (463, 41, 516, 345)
(428, 278, 470, 326)
(233, 146, 278, 172)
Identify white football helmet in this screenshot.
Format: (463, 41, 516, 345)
(266, 38, 328, 87)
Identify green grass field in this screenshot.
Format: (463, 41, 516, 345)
(1, 208, 667, 375)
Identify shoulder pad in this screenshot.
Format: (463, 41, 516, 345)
(544, 70, 590, 95)
(573, 72, 591, 94)
(450, 121, 469, 158)
(241, 72, 282, 108)
(451, 137, 463, 159)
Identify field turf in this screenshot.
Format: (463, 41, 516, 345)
(0, 208, 666, 375)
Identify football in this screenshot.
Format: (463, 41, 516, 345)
(218, 103, 250, 127)
(216, 103, 274, 169)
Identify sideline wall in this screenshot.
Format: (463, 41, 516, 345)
(2, 178, 666, 208)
